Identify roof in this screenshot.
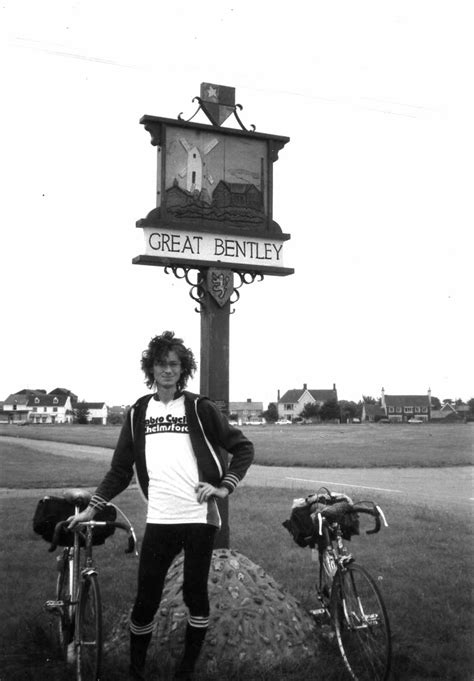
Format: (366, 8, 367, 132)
(13, 388, 47, 395)
(4, 389, 46, 404)
(383, 395, 430, 407)
(215, 180, 259, 194)
(229, 401, 263, 411)
(4, 393, 30, 405)
(279, 388, 337, 404)
(49, 388, 78, 399)
(27, 394, 68, 407)
(81, 402, 106, 410)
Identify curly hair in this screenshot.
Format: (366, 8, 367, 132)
(141, 331, 197, 391)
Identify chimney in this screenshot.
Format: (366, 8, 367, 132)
(277, 389, 280, 401)
(303, 383, 307, 390)
(247, 398, 251, 403)
(333, 383, 336, 391)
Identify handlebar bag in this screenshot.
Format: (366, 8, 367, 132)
(282, 503, 317, 548)
(33, 496, 117, 546)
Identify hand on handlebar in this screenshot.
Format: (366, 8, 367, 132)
(66, 506, 97, 530)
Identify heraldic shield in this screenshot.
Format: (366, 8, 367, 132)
(207, 268, 234, 307)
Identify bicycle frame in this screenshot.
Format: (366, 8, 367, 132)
(309, 498, 391, 681)
(44, 495, 137, 680)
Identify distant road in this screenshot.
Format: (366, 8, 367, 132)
(0, 437, 472, 509)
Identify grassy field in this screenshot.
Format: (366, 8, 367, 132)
(0, 445, 473, 680)
(1, 421, 472, 468)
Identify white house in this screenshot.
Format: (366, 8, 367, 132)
(81, 402, 108, 425)
(277, 383, 338, 420)
(27, 393, 74, 424)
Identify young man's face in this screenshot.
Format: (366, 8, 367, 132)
(153, 350, 182, 392)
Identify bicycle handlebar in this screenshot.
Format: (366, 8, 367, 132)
(314, 500, 388, 537)
(49, 519, 137, 554)
(351, 505, 381, 534)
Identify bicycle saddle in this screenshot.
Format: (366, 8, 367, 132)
(63, 489, 92, 509)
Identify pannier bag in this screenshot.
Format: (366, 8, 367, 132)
(282, 492, 360, 548)
(33, 495, 117, 546)
(282, 499, 317, 547)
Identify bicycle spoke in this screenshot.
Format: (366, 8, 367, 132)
(56, 549, 74, 655)
(76, 574, 102, 681)
(332, 564, 391, 681)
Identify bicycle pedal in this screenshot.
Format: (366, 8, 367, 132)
(320, 624, 335, 642)
(310, 608, 326, 617)
(44, 600, 63, 613)
(66, 642, 76, 664)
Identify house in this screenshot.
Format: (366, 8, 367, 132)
(361, 402, 386, 422)
(431, 401, 468, 422)
(27, 393, 74, 424)
(0, 401, 8, 423)
(49, 387, 78, 406)
(81, 402, 108, 425)
(3, 389, 47, 424)
(380, 387, 431, 422)
(212, 181, 263, 211)
(107, 405, 129, 424)
(229, 399, 264, 425)
(277, 383, 338, 420)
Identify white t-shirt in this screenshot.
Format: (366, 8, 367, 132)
(144, 395, 219, 526)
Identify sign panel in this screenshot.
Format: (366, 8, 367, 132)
(141, 226, 290, 272)
(135, 113, 293, 276)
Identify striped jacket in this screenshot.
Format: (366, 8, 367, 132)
(89, 391, 254, 511)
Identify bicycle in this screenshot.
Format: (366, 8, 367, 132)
(41, 489, 138, 681)
(284, 488, 391, 681)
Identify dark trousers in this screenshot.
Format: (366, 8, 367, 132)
(131, 523, 216, 629)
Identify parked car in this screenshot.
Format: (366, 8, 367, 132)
(244, 418, 265, 426)
(275, 419, 292, 425)
(407, 417, 423, 424)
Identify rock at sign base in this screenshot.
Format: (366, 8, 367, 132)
(106, 549, 319, 676)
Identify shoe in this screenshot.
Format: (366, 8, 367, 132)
(129, 665, 145, 681)
(174, 671, 193, 681)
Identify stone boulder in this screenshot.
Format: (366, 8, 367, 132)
(106, 548, 319, 677)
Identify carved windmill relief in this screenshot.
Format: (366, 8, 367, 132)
(178, 137, 219, 196)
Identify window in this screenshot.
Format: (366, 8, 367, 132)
(53, 397, 58, 404)
(32, 407, 37, 412)
(284, 404, 294, 411)
(396, 407, 402, 413)
(53, 407, 58, 412)
(35, 397, 40, 404)
(415, 407, 421, 413)
(388, 406, 394, 413)
(44, 407, 47, 412)
(404, 406, 414, 413)
(422, 407, 428, 413)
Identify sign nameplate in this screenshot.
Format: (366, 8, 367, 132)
(142, 226, 288, 270)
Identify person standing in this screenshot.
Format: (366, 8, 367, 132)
(68, 331, 254, 680)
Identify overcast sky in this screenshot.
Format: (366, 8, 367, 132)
(2, 0, 472, 408)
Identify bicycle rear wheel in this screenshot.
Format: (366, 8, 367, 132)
(76, 573, 102, 681)
(56, 549, 74, 655)
(331, 563, 391, 681)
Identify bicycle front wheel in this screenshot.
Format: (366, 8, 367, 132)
(75, 573, 102, 681)
(331, 563, 391, 681)
(56, 549, 74, 655)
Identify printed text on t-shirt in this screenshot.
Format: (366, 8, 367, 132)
(145, 414, 189, 434)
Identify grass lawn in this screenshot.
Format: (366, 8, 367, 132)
(0, 448, 473, 680)
(1, 421, 473, 468)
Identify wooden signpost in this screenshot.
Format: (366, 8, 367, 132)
(134, 83, 292, 547)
